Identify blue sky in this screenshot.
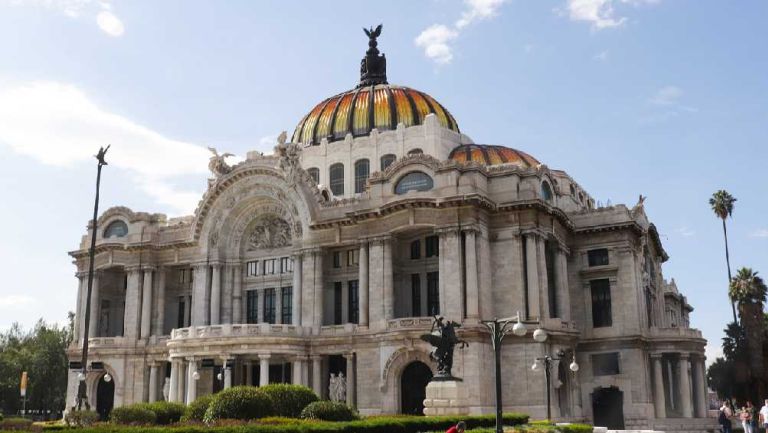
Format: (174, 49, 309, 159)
(0, 0, 766, 363)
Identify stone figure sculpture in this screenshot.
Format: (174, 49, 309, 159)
(420, 316, 468, 380)
(247, 215, 292, 250)
(207, 146, 234, 178)
(162, 377, 170, 401)
(329, 372, 346, 402)
(274, 131, 302, 185)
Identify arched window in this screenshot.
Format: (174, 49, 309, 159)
(103, 220, 128, 238)
(569, 184, 576, 196)
(329, 163, 344, 196)
(395, 172, 434, 195)
(541, 181, 553, 202)
(354, 159, 370, 194)
(407, 148, 423, 156)
(578, 192, 584, 204)
(380, 154, 396, 171)
(307, 167, 320, 184)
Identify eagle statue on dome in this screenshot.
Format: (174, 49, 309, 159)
(363, 24, 382, 49)
(207, 146, 234, 178)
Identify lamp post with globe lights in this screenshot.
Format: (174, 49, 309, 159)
(531, 350, 579, 421)
(482, 312, 549, 433)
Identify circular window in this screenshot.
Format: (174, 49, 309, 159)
(103, 220, 128, 238)
(395, 172, 434, 195)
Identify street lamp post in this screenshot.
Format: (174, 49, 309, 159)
(77, 146, 110, 411)
(482, 312, 548, 433)
(531, 350, 579, 421)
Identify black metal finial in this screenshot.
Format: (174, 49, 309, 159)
(358, 24, 387, 87)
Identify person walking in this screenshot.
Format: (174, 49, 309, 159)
(740, 402, 754, 433)
(747, 401, 758, 433)
(759, 399, 768, 431)
(719, 401, 733, 433)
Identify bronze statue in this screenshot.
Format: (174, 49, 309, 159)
(420, 316, 468, 380)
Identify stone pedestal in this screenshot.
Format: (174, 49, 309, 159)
(423, 380, 470, 416)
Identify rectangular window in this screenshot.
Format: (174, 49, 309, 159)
(348, 280, 359, 324)
(591, 279, 612, 328)
(591, 353, 620, 376)
(177, 297, 185, 328)
(425, 235, 439, 258)
(263, 288, 276, 324)
(334, 282, 343, 325)
(411, 273, 422, 317)
(427, 271, 440, 316)
(246, 290, 258, 324)
(347, 249, 359, 266)
(410, 240, 421, 260)
(247, 261, 259, 276)
(264, 259, 275, 275)
(588, 248, 610, 267)
(286, 257, 294, 273)
(280, 257, 290, 273)
(333, 251, 342, 268)
(281, 287, 292, 324)
(545, 241, 558, 318)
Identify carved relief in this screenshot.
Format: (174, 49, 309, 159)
(247, 215, 292, 250)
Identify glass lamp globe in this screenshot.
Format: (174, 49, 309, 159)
(512, 317, 527, 337)
(77, 372, 86, 382)
(192, 370, 200, 380)
(216, 372, 223, 381)
(533, 327, 548, 342)
(103, 373, 112, 383)
(569, 361, 579, 372)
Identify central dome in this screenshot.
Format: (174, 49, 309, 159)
(292, 25, 459, 146)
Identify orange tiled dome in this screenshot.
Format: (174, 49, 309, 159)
(292, 84, 459, 146)
(448, 144, 541, 168)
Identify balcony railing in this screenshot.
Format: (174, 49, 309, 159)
(650, 326, 702, 339)
(170, 323, 302, 340)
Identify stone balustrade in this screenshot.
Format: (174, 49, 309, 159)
(170, 323, 302, 340)
(386, 317, 435, 330)
(649, 326, 702, 339)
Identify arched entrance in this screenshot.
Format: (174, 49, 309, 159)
(400, 361, 432, 415)
(592, 386, 624, 429)
(96, 374, 114, 421)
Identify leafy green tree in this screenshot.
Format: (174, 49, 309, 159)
(710, 190, 738, 323)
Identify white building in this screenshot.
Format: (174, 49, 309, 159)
(66, 29, 712, 431)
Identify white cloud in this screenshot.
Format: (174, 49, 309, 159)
(650, 85, 682, 105)
(456, 0, 506, 29)
(562, 0, 660, 30)
(751, 229, 768, 238)
(0, 81, 213, 215)
(0, 295, 34, 308)
(415, 0, 506, 65)
(593, 50, 609, 61)
(96, 9, 124, 37)
(675, 226, 695, 237)
(415, 24, 459, 65)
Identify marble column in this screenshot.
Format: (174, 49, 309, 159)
(186, 359, 197, 403)
(184, 295, 192, 327)
(73, 274, 84, 343)
(191, 264, 209, 326)
(168, 359, 179, 403)
(692, 357, 706, 418)
(312, 356, 322, 396)
(524, 234, 540, 319)
(245, 361, 253, 386)
(259, 355, 270, 387)
(556, 249, 571, 321)
(210, 264, 221, 325)
(383, 238, 394, 321)
(344, 353, 356, 407)
(464, 230, 480, 319)
(275, 287, 283, 324)
(140, 268, 153, 339)
(439, 229, 462, 320)
(177, 360, 186, 404)
(87, 272, 101, 338)
(148, 362, 159, 402)
(292, 357, 304, 385)
(124, 268, 142, 339)
(536, 236, 551, 319)
(292, 255, 302, 326)
(257, 290, 265, 323)
(367, 241, 384, 327)
(651, 353, 666, 418)
(223, 359, 232, 389)
(698, 358, 708, 418)
(233, 264, 243, 324)
(678, 354, 693, 418)
(358, 243, 369, 326)
(312, 250, 324, 329)
(155, 267, 166, 335)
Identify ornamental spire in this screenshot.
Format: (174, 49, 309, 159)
(358, 24, 388, 87)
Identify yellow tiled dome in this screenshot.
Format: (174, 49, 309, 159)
(448, 144, 541, 168)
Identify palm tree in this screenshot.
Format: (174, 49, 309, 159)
(710, 190, 738, 323)
(729, 267, 768, 403)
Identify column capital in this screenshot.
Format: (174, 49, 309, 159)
(310, 354, 323, 361)
(141, 265, 156, 273)
(679, 353, 691, 361)
(300, 247, 323, 256)
(461, 225, 482, 235)
(258, 353, 272, 361)
(210, 262, 223, 269)
(125, 265, 143, 274)
(294, 355, 310, 362)
(343, 353, 355, 361)
(148, 360, 160, 367)
(365, 235, 392, 246)
(435, 225, 461, 237)
(649, 352, 664, 359)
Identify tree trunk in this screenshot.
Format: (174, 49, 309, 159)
(740, 302, 765, 403)
(723, 219, 738, 323)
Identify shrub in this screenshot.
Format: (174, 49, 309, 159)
(557, 423, 593, 433)
(203, 386, 275, 423)
(63, 410, 100, 427)
(182, 394, 216, 423)
(109, 405, 156, 425)
(259, 384, 319, 418)
(0, 417, 34, 431)
(300, 400, 358, 422)
(136, 401, 186, 425)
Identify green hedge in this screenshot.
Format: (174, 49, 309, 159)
(109, 406, 156, 425)
(259, 384, 319, 418)
(203, 386, 275, 423)
(135, 402, 186, 425)
(556, 423, 593, 433)
(300, 401, 358, 422)
(64, 410, 100, 427)
(0, 417, 33, 431)
(182, 394, 216, 423)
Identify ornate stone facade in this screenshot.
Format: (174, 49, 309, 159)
(65, 32, 711, 431)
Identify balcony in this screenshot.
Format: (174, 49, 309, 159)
(170, 323, 303, 341)
(649, 326, 703, 340)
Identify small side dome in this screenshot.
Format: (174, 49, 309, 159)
(449, 144, 541, 168)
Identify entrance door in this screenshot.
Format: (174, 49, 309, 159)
(400, 361, 432, 415)
(592, 386, 624, 429)
(96, 374, 115, 421)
